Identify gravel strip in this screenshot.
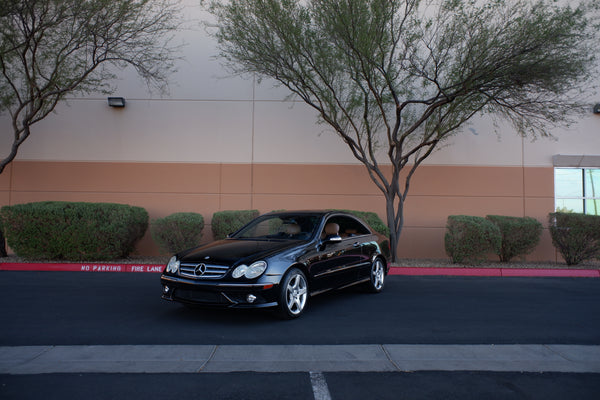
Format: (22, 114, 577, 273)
(0, 255, 170, 265)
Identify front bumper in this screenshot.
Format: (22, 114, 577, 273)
(160, 274, 280, 309)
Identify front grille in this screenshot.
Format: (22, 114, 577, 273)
(179, 263, 229, 279)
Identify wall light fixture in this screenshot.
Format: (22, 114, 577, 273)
(107, 97, 126, 108)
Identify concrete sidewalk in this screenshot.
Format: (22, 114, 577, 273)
(1, 344, 599, 374)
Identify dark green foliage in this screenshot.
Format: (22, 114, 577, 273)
(445, 215, 502, 264)
(0, 201, 148, 261)
(151, 212, 205, 254)
(332, 209, 390, 236)
(212, 210, 260, 240)
(486, 215, 543, 262)
(549, 212, 600, 265)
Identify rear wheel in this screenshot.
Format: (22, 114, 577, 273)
(366, 258, 385, 293)
(277, 268, 308, 319)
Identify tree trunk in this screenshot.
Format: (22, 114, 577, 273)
(0, 228, 7, 257)
(384, 194, 403, 263)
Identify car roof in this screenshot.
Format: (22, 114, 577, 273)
(264, 210, 346, 217)
(263, 210, 371, 226)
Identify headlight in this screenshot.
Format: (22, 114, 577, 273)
(245, 261, 267, 279)
(232, 261, 267, 279)
(166, 256, 180, 274)
(232, 264, 248, 278)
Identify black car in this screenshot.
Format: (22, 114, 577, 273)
(160, 210, 390, 318)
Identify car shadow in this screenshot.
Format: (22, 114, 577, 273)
(162, 285, 374, 323)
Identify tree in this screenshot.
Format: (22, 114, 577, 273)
(206, 0, 599, 261)
(0, 0, 182, 174)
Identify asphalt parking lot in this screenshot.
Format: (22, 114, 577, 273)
(0, 371, 599, 400)
(1, 271, 599, 399)
(1, 272, 599, 345)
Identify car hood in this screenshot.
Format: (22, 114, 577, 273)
(177, 239, 301, 266)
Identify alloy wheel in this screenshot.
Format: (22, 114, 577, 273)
(371, 259, 385, 292)
(285, 272, 307, 315)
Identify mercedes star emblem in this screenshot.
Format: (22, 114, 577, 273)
(194, 263, 207, 276)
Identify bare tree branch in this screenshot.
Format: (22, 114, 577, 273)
(0, 0, 183, 174)
(207, 0, 599, 261)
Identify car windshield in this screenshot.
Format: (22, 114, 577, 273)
(232, 214, 322, 241)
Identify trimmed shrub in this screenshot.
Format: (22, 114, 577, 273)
(549, 212, 600, 265)
(0, 201, 148, 261)
(333, 209, 390, 237)
(212, 210, 260, 240)
(486, 215, 543, 262)
(445, 215, 502, 264)
(151, 212, 204, 254)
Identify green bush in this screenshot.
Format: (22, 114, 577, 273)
(486, 215, 543, 262)
(151, 212, 204, 254)
(212, 210, 260, 240)
(549, 212, 600, 265)
(333, 209, 390, 236)
(0, 201, 148, 261)
(445, 215, 502, 264)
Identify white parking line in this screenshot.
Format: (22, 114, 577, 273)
(310, 371, 332, 400)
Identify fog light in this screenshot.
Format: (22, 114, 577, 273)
(247, 294, 257, 303)
(163, 285, 170, 294)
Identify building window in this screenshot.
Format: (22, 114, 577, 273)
(555, 168, 600, 215)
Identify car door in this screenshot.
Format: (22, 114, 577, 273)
(336, 216, 375, 282)
(305, 216, 366, 293)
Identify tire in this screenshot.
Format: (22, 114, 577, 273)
(366, 258, 385, 293)
(277, 268, 308, 319)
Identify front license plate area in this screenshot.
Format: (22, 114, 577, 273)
(174, 289, 227, 304)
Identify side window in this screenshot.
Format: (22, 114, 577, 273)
(555, 168, 600, 215)
(323, 216, 370, 238)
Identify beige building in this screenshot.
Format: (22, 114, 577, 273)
(1, 1, 599, 260)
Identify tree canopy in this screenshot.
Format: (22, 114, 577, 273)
(207, 0, 599, 261)
(0, 0, 182, 174)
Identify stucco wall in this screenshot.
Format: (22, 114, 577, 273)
(1, 0, 598, 261)
(0, 160, 557, 260)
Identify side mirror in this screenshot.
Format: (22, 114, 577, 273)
(326, 235, 342, 243)
(318, 235, 342, 251)
(322, 235, 342, 244)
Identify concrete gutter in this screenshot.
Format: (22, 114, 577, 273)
(1, 344, 599, 374)
(1, 262, 599, 277)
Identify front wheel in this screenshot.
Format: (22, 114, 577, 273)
(277, 268, 308, 319)
(366, 258, 385, 293)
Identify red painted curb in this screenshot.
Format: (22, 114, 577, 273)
(500, 268, 600, 278)
(1, 263, 598, 278)
(0, 262, 164, 273)
(390, 266, 600, 278)
(390, 267, 501, 277)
